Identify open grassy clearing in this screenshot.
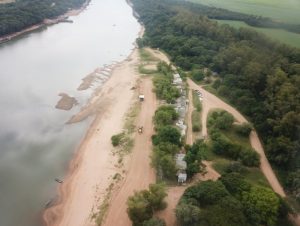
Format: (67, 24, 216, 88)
(189, 0, 300, 24)
(139, 48, 160, 75)
(212, 158, 270, 187)
(216, 20, 300, 48)
(139, 48, 159, 62)
(205, 109, 270, 187)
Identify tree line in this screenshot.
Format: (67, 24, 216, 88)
(0, 0, 86, 36)
(132, 0, 300, 204)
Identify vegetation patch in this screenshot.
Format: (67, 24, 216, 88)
(192, 92, 202, 112)
(92, 182, 115, 226)
(131, 0, 300, 205)
(127, 183, 167, 226)
(139, 48, 159, 62)
(153, 62, 180, 103)
(191, 110, 201, 132)
(176, 177, 288, 226)
(138, 64, 158, 75)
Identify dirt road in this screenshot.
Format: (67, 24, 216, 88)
(187, 78, 286, 197)
(102, 78, 156, 226)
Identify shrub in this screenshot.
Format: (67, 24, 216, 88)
(225, 161, 247, 174)
(191, 69, 205, 81)
(111, 132, 125, 147)
(127, 184, 167, 226)
(183, 181, 229, 207)
(239, 148, 260, 167)
(142, 218, 166, 226)
(192, 110, 201, 132)
(235, 123, 252, 137)
(153, 105, 178, 128)
(152, 126, 181, 146)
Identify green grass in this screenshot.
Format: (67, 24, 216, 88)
(212, 159, 270, 187)
(138, 64, 158, 75)
(223, 125, 252, 149)
(192, 110, 201, 132)
(215, 20, 300, 48)
(139, 48, 159, 62)
(192, 92, 202, 112)
(189, 0, 300, 24)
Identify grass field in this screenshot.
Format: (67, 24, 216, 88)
(189, 0, 300, 24)
(216, 20, 300, 48)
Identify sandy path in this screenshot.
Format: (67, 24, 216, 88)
(187, 79, 286, 197)
(43, 50, 139, 226)
(102, 77, 156, 226)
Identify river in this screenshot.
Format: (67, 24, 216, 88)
(0, 1, 140, 226)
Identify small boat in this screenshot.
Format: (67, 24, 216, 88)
(55, 178, 63, 183)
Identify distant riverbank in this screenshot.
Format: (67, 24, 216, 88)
(0, 0, 90, 44)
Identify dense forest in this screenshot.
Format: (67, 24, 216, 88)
(132, 0, 300, 203)
(0, 0, 86, 36)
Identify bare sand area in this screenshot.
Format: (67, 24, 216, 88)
(43, 49, 140, 226)
(102, 77, 157, 226)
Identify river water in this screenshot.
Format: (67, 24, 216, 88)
(0, 1, 140, 225)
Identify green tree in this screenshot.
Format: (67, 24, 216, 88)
(220, 172, 251, 197)
(191, 69, 205, 81)
(183, 180, 229, 207)
(175, 203, 203, 226)
(235, 123, 252, 137)
(127, 184, 167, 226)
(142, 218, 166, 226)
(152, 126, 181, 146)
(127, 191, 153, 225)
(204, 196, 249, 226)
(242, 186, 280, 226)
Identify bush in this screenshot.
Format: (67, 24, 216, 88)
(127, 184, 167, 225)
(111, 132, 125, 147)
(211, 133, 260, 167)
(192, 110, 201, 132)
(225, 161, 247, 174)
(183, 181, 229, 207)
(185, 140, 207, 177)
(152, 126, 181, 146)
(176, 203, 203, 226)
(242, 186, 280, 226)
(239, 148, 260, 167)
(220, 172, 251, 197)
(235, 123, 252, 137)
(192, 92, 202, 112)
(153, 105, 178, 128)
(142, 218, 166, 226)
(191, 69, 205, 81)
(209, 110, 234, 130)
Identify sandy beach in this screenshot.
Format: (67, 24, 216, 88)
(43, 47, 141, 226)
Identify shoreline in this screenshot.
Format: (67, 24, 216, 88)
(42, 22, 144, 224)
(0, 0, 91, 44)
